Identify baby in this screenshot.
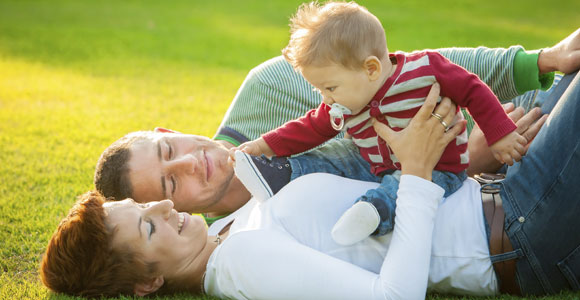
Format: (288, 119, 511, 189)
(232, 1, 525, 245)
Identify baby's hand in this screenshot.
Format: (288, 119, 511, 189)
(489, 131, 527, 166)
(228, 138, 275, 162)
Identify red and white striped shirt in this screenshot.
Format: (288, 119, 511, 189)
(263, 51, 516, 175)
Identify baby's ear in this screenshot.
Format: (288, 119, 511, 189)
(364, 56, 382, 81)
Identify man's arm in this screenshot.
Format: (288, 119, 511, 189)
(213, 56, 333, 145)
(215, 46, 551, 145)
(466, 29, 580, 174)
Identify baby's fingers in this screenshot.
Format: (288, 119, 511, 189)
(510, 149, 522, 163)
(228, 147, 239, 162)
(492, 152, 505, 165)
(502, 152, 515, 166)
(515, 142, 526, 156)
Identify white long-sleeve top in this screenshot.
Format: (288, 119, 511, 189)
(205, 174, 498, 299)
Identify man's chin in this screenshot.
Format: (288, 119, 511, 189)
(196, 170, 236, 214)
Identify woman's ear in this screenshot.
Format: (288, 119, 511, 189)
(364, 56, 382, 81)
(134, 276, 164, 296)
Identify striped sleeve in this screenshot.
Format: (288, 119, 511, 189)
(214, 56, 344, 145)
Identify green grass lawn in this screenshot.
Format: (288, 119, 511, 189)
(0, 0, 579, 299)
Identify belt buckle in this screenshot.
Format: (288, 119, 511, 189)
(474, 173, 505, 194)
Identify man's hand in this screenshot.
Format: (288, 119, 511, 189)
(539, 28, 580, 74)
(228, 137, 275, 162)
(467, 104, 548, 175)
(489, 131, 527, 166)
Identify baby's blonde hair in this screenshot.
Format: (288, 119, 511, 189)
(282, 1, 387, 71)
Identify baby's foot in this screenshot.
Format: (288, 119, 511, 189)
(233, 150, 292, 202)
(331, 201, 380, 246)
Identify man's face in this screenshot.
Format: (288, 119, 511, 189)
(127, 132, 235, 213)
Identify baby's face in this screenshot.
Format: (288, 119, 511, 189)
(302, 62, 381, 115)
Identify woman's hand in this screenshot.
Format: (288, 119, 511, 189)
(466, 103, 547, 176)
(372, 83, 465, 181)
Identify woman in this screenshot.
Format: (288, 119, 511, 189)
(41, 72, 580, 299)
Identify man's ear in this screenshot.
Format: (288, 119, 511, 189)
(134, 276, 164, 296)
(364, 56, 382, 81)
(154, 127, 180, 133)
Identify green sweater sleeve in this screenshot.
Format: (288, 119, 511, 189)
(513, 49, 555, 94)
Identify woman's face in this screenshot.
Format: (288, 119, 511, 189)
(104, 199, 209, 278)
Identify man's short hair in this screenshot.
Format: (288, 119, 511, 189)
(40, 191, 156, 297)
(282, 1, 387, 71)
(94, 131, 152, 201)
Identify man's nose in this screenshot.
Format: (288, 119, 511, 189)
(168, 154, 198, 175)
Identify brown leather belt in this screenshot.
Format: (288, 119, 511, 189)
(476, 173, 521, 296)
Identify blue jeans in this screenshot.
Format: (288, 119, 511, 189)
(496, 71, 580, 295)
(359, 169, 465, 235)
(289, 139, 467, 235)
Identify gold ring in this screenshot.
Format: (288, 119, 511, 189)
(431, 113, 449, 131)
(431, 112, 443, 121)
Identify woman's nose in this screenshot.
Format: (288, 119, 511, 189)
(146, 199, 174, 219)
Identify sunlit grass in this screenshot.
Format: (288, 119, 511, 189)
(0, 0, 578, 299)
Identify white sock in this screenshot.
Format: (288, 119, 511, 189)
(331, 201, 380, 246)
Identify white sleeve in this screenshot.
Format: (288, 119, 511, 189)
(209, 175, 444, 300)
(378, 175, 444, 299)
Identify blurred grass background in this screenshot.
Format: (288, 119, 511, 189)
(0, 0, 578, 299)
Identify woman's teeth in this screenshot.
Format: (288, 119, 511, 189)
(178, 213, 185, 233)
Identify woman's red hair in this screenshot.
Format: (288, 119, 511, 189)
(40, 191, 155, 297)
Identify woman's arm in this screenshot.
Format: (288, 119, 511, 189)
(210, 85, 459, 300)
(208, 175, 444, 300)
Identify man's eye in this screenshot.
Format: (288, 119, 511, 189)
(327, 87, 336, 92)
(170, 176, 177, 196)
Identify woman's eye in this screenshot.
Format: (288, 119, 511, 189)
(165, 141, 173, 160)
(148, 220, 156, 237)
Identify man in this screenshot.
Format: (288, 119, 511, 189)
(94, 29, 580, 224)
